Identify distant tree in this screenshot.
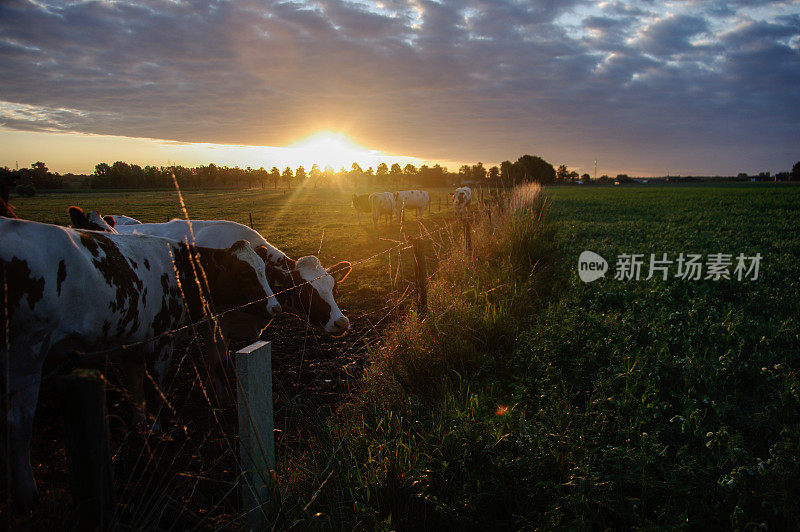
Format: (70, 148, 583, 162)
(324, 165, 335, 184)
(792, 161, 800, 181)
(310, 164, 322, 187)
(31, 161, 48, 175)
(95, 163, 111, 178)
(500, 160, 514, 185)
(581, 173, 591, 181)
(269, 166, 281, 188)
(556, 164, 569, 182)
(737, 172, 749, 180)
(403, 164, 417, 178)
(376, 162, 388, 183)
(282, 167, 293, 188)
(514, 155, 556, 184)
(295, 166, 307, 184)
(458, 165, 471, 182)
(390, 163, 402, 185)
(488, 165, 500, 182)
(471, 162, 487, 181)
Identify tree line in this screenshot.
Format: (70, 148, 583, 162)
(4, 157, 799, 192)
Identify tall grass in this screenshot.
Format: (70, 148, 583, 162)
(277, 183, 558, 528)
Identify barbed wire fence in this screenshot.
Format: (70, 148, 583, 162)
(9, 185, 509, 527)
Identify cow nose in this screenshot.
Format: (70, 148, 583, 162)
(268, 303, 282, 317)
(334, 316, 349, 331)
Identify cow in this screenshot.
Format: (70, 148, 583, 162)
(351, 193, 372, 224)
(106, 214, 142, 226)
(0, 217, 282, 512)
(369, 192, 395, 228)
(393, 190, 430, 222)
(98, 219, 352, 335)
(450, 186, 472, 218)
(68, 206, 118, 232)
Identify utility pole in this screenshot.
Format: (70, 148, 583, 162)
(593, 160, 597, 180)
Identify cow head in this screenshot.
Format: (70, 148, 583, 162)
(195, 240, 282, 327)
(68, 206, 117, 232)
(256, 249, 352, 336)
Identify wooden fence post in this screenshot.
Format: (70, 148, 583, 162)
(438, 197, 441, 212)
(411, 238, 428, 315)
(56, 369, 115, 530)
(248, 212, 255, 230)
(236, 341, 275, 531)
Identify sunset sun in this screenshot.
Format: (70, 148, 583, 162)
(287, 132, 375, 170)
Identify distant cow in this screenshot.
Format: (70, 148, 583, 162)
(351, 194, 372, 224)
(369, 192, 395, 228)
(450, 186, 472, 217)
(106, 219, 352, 335)
(0, 218, 281, 512)
(393, 190, 430, 222)
(68, 206, 118, 232)
(107, 214, 142, 226)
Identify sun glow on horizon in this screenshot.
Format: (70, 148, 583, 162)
(284, 131, 421, 171)
(0, 127, 430, 175)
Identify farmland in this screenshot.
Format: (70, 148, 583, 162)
(4, 182, 800, 529)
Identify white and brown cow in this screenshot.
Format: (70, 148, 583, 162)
(393, 190, 430, 222)
(351, 193, 372, 224)
(369, 192, 395, 228)
(106, 214, 142, 226)
(0, 217, 281, 512)
(68, 206, 118, 232)
(450, 186, 472, 218)
(103, 219, 352, 335)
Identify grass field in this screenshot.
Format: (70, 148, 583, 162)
(10, 186, 463, 313)
(6, 182, 800, 529)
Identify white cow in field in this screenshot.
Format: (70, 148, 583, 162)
(369, 192, 395, 228)
(107, 214, 142, 226)
(450, 186, 472, 217)
(393, 190, 430, 221)
(0, 218, 281, 512)
(97, 219, 352, 335)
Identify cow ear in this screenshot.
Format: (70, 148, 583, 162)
(103, 215, 116, 227)
(327, 261, 352, 284)
(68, 206, 86, 228)
(449, 192, 454, 197)
(253, 245, 271, 264)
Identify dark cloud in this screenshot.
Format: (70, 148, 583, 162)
(0, 0, 798, 175)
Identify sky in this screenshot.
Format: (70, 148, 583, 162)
(0, 0, 798, 177)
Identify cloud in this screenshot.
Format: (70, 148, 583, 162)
(0, 0, 798, 175)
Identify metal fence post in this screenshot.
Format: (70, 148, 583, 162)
(236, 341, 275, 531)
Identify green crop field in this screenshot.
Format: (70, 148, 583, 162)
(8, 182, 799, 529)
